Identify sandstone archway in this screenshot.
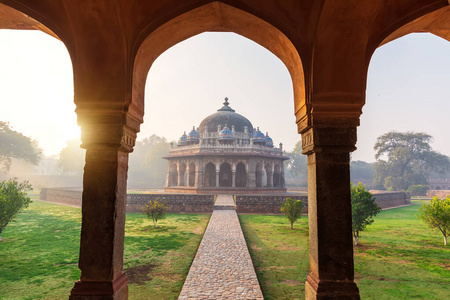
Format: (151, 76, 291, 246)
(204, 162, 216, 187)
(236, 162, 247, 188)
(219, 162, 232, 187)
(132, 1, 305, 123)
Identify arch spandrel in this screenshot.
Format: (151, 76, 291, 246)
(132, 1, 306, 131)
(304, 0, 449, 135)
(377, 5, 450, 48)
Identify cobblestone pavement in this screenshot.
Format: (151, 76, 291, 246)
(178, 196, 263, 299)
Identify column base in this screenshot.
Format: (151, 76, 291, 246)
(70, 272, 128, 300)
(305, 273, 360, 300)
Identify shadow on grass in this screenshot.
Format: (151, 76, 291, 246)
(125, 233, 193, 253)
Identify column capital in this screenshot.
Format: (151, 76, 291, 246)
(301, 126, 357, 155)
(76, 102, 143, 153)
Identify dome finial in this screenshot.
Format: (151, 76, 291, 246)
(217, 96, 235, 112)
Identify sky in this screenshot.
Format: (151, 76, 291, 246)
(0, 30, 449, 162)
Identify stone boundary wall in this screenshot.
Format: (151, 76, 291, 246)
(235, 195, 308, 214)
(370, 191, 410, 209)
(126, 194, 214, 213)
(40, 188, 215, 213)
(40, 188, 409, 213)
(40, 188, 82, 207)
(426, 190, 450, 198)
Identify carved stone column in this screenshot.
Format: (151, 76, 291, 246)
(232, 171, 236, 187)
(165, 162, 170, 187)
(267, 172, 273, 187)
(196, 160, 203, 189)
(178, 168, 183, 187)
(302, 126, 360, 300)
(216, 172, 220, 188)
(70, 110, 141, 300)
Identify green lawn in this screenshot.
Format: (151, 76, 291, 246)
(0, 201, 210, 300)
(239, 203, 450, 300)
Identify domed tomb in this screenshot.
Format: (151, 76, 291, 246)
(199, 97, 253, 134)
(164, 97, 288, 194)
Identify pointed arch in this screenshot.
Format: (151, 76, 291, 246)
(132, 1, 305, 124)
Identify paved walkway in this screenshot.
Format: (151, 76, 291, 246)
(178, 195, 263, 300)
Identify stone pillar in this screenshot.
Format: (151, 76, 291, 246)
(232, 171, 236, 187)
(178, 169, 183, 186)
(248, 172, 256, 188)
(196, 160, 203, 189)
(216, 172, 220, 187)
(267, 172, 273, 187)
(302, 127, 360, 300)
(70, 125, 138, 300)
(165, 162, 170, 187)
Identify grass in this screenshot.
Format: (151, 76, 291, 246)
(0, 200, 210, 300)
(239, 203, 450, 300)
(239, 214, 309, 300)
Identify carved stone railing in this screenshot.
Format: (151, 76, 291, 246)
(169, 143, 284, 157)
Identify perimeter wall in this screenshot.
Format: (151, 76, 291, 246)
(40, 188, 409, 213)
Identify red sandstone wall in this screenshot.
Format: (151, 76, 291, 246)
(235, 195, 308, 214)
(426, 190, 450, 198)
(370, 191, 410, 209)
(40, 188, 82, 207)
(126, 194, 215, 213)
(40, 188, 409, 213)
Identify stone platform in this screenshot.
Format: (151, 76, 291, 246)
(178, 195, 263, 299)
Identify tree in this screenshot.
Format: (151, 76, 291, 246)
(57, 139, 86, 175)
(406, 184, 428, 196)
(0, 122, 42, 172)
(350, 160, 375, 182)
(144, 141, 171, 186)
(285, 141, 307, 180)
(141, 199, 167, 228)
(373, 131, 450, 191)
(351, 183, 382, 245)
(418, 196, 450, 246)
(0, 178, 32, 239)
(128, 135, 172, 187)
(281, 197, 304, 230)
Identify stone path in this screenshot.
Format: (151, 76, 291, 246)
(213, 194, 236, 210)
(178, 195, 263, 300)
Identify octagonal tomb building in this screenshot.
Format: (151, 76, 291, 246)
(164, 97, 288, 194)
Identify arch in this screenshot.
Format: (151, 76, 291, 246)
(188, 162, 196, 187)
(179, 163, 187, 186)
(255, 162, 263, 188)
(169, 163, 178, 186)
(374, 5, 450, 51)
(204, 162, 216, 187)
(235, 162, 247, 187)
(132, 1, 305, 123)
(0, 3, 68, 43)
(273, 164, 281, 187)
(219, 162, 232, 187)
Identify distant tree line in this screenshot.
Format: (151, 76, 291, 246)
(57, 134, 171, 188)
(0, 122, 41, 173)
(373, 131, 450, 192)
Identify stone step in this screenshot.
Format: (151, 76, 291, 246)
(214, 204, 236, 210)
